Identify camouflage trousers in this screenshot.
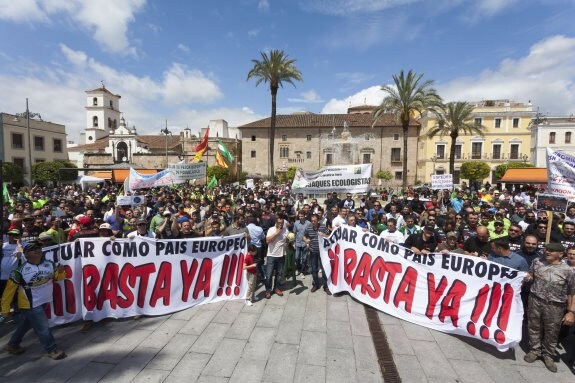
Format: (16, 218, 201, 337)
(528, 294, 566, 358)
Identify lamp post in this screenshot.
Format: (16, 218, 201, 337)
(160, 121, 172, 168)
(16, 99, 41, 185)
(430, 155, 437, 176)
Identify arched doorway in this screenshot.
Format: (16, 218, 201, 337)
(116, 141, 128, 162)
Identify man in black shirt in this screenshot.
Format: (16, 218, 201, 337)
(503, 224, 524, 252)
(463, 226, 491, 258)
(404, 225, 438, 255)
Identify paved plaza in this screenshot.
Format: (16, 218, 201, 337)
(1, 276, 574, 383)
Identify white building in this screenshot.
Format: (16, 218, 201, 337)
(531, 116, 575, 167)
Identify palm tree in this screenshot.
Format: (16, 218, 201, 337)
(247, 50, 303, 183)
(426, 101, 485, 174)
(373, 70, 441, 189)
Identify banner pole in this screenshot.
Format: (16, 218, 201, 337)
(545, 210, 553, 243)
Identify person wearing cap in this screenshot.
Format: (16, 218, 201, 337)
(1, 241, 67, 360)
(1, 229, 27, 297)
(71, 217, 99, 241)
(37, 232, 56, 247)
(523, 242, 575, 372)
(98, 223, 116, 238)
(489, 219, 507, 240)
(437, 231, 464, 254)
(404, 225, 438, 255)
(127, 219, 155, 239)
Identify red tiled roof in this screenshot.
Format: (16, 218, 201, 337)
(68, 138, 109, 151)
(237, 113, 418, 129)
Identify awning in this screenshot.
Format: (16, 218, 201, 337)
(112, 169, 158, 182)
(500, 168, 547, 183)
(88, 171, 112, 179)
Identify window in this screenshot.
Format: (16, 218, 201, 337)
(93, 116, 98, 127)
(395, 171, 403, 181)
(436, 145, 445, 159)
(13, 157, 25, 170)
(510, 144, 519, 160)
(34, 136, 45, 151)
(281, 135, 287, 141)
(250, 150, 256, 158)
(365, 134, 371, 141)
(251, 135, 256, 141)
(280, 146, 289, 158)
(92, 97, 98, 106)
(512, 118, 519, 128)
(53, 139, 63, 153)
(113, 119, 117, 129)
(109, 100, 113, 109)
(296, 152, 301, 159)
(436, 170, 445, 175)
(306, 135, 311, 141)
(549, 132, 556, 144)
(306, 151, 312, 159)
(454, 145, 462, 159)
(495, 118, 501, 128)
(566, 132, 572, 144)
(391, 148, 401, 162)
(326, 153, 333, 165)
(393, 133, 400, 141)
(474, 118, 482, 127)
(11, 133, 24, 149)
(108, 118, 112, 129)
(362, 153, 371, 164)
(471, 142, 483, 159)
(492, 144, 501, 160)
(35, 159, 45, 163)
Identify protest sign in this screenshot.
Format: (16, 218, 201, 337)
(167, 162, 206, 180)
(431, 174, 453, 190)
(536, 194, 568, 213)
(116, 195, 144, 206)
(546, 148, 575, 199)
(42, 235, 248, 325)
(246, 179, 254, 189)
(128, 168, 184, 190)
(319, 226, 524, 351)
(291, 164, 372, 194)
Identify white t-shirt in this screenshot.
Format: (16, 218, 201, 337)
(266, 226, 288, 258)
(331, 215, 347, 229)
(380, 229, 404, 244)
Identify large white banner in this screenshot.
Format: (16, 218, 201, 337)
(43, 235, 248, 325)
(167, 162, 207, 180)
(546, 148, 575, 199)
(291, 164, 372, 194)
(128, 168, 184, 190)
(319, 226, 524, 351)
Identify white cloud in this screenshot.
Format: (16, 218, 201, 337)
(258, 0, 270, 12)
(321, 86, 386, 113)
(473, 0, 517, 17)
(247, 28, 261, 38)
(301, 0, 419, 16)
(0, 0, 146, 55)
(438, 35, 575, 116)
(177, 43, 191, 53)
(288, 90, 324, 103)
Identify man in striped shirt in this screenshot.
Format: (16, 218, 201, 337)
(303, 214, 331, 295)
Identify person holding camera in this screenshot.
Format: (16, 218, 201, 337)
(264, 213, 289, 299)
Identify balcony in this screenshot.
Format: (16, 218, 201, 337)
(288, 158, 304, 163)
(428, 153, 530, 162)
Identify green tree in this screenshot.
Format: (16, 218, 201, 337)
(247, 49, 303, 184)
(493, 162, 534, 181)
(376, 169, 393, 181)
(373, 70, 442, 189)
(207, 165, 230, 182)
(31, 160, 78, 184)
(460, 161, 490, 184)
(238, 171, 248, 184)
(285, 167, 297, 182)
(426, 102, 485, 174)
(2, 162, 24, 183)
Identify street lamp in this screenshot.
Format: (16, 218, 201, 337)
(16, 99, 41, 185)
(160, 121, 172, 168)
(430, 155, 437, 175)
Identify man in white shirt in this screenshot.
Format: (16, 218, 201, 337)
(331, 207, 348, 230)
(265, 214, 289, 299)
(380, 218, 404, 244)
(127, 219, 155, 238)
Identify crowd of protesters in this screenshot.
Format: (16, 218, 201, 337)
(0, 181, 574, 371)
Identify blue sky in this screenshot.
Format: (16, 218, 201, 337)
(1, 0, 574, 143)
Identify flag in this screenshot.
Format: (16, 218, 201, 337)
(207, 175, 217, 189)
(193, 127, 210, 162)
(3, 182, 11, 205)
(215, 150, 229, 169)
(217, 140, 234, 163)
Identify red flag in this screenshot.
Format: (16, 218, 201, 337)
(194, 127, 209, 152)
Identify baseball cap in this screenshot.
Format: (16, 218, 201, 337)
(78, 217, 92, 226)
(99, 223, 112, 231)
(545, 242, 565, 252)
(446, 231, 458, 239)
(7, 229, 21, 236)
(423, 225, 435, 232)
(23, 241, 42, 252)
(162, 211, 172, 216)
(38, 232, 54, 242)
(137, 219, 147, 225)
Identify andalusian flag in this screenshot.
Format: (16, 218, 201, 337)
(3, 182, 11, 205)
(215, 150, 229, 169)
(207, 175, 218, 189)
(193, 128, 209, 162)
(217, 140, 234, 163)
